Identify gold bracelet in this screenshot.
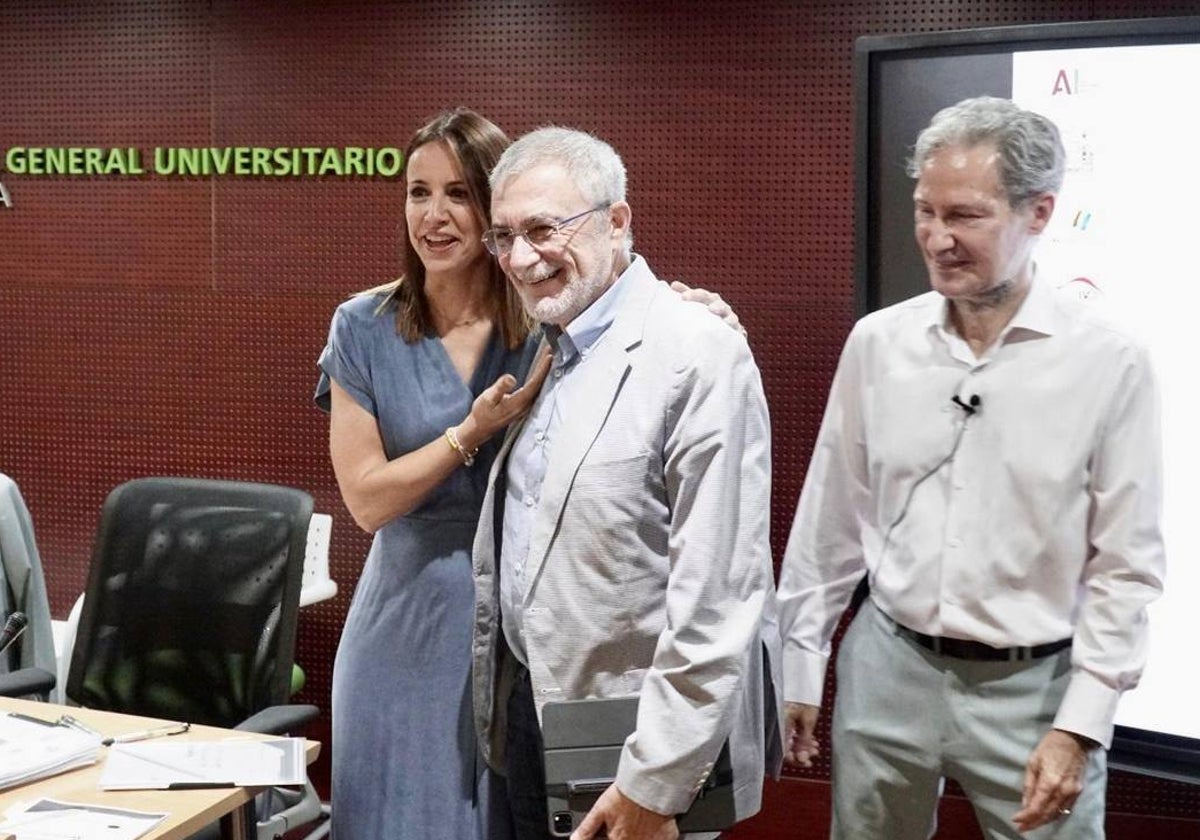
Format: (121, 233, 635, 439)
(444, 426, 478, 467)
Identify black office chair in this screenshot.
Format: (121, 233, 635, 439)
(0, 610, 56, 696)
(64, 477, 328, 839)
(0, 665, 56, 696)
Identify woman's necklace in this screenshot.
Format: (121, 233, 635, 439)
(431, 303, 487, 329)
(429, 277, 489, 328)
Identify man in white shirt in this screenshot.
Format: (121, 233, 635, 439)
(777, 96, 1165, 838)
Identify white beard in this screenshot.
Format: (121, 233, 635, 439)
(518, 264, 611, 326)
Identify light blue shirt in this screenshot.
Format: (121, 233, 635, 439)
(500, 261, 637, 665)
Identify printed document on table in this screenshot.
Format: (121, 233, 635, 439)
(0, 797, 166, 840)
(0, 713, 100, 790)
(99, 737, 306, 789)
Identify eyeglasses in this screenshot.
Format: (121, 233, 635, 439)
(482, 205, 609, 257)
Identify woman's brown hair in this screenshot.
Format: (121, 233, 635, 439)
(368, 108, 531, 350)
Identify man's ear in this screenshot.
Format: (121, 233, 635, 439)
(1028, 192, 1055, 234)
(608, 201, 632, 244)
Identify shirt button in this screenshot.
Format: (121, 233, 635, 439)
(554, 369, 563, 379)
(948, 538, 961, 549)
(524, 496, 535, 507)
(535, 431, 545, 442)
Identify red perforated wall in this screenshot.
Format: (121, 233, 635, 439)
(3, 2, 1198, 836)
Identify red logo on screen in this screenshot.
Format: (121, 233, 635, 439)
(1052, 68, 1077, 95)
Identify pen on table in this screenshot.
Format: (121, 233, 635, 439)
(57, 713, 102, 738)
(102, 721, 191, 746)
(5, 710, 61, 727)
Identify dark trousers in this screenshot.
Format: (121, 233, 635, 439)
(505, 667, 553, 839)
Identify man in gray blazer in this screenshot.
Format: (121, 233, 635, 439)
(471, 126, 782, 840)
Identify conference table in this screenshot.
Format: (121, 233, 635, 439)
(0, 696, 321, 840)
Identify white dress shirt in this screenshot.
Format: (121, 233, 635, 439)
(777, 274, 1165, 747)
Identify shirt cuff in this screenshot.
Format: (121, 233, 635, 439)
(615, 753, 702, 817)
(781, 647, 829, 707)
(1052, 668, 1122, 749)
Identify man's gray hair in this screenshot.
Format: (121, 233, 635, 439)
(490, 126, 633, 253)
(907, 96, 1065, 207)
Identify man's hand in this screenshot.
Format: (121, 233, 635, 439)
(570, 783, 679, 840)
(783, 702, 821, 769)
(669, 281, 745, 335)
(1013, 728, 1095, 832)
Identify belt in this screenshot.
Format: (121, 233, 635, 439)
(892, 620, 1072, 662)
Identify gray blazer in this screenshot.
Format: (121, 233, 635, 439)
(472, 258, 783, 820)
(0, 473, 57, 683)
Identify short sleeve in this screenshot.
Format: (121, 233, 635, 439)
(314, 301, 377, 416)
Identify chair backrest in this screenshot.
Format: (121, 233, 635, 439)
(65, 477, 313, 727)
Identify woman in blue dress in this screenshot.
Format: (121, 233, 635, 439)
(316, 108, 744, 839)
(315, 109, 549, 840)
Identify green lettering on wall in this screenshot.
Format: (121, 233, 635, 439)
(102, 147, 142, 175)
(4, 148, 26, 174)
(4, 145, 406, 178)
(233, 147, 251, 175)
(251, 147, 271, 175)
(83, 148, 103, 174)
(342, 147, 365, 175)
(43, 147, 66, 173)
(154, 147, 175, 174)
(0, 180, 11, 208)
(273, 147, 295, 176)
(374, 148, 403, 177)
(299, 148, 321, 174)
(317, 148, 342, 176)
(207, 147, 230, 175)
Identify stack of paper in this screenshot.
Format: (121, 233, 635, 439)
(100, 737, 306, 790)
(0, 712, 102, 790)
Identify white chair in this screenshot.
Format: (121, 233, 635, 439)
(299, 513, 338, 608)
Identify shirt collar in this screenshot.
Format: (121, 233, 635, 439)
(926, 264, 1058, 345)
(1003, 267, 1057, 338)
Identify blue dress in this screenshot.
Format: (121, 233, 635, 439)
(316, 292, 536, 840)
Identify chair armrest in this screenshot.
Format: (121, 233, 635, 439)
(0, 667, 56, 698)
(235, 703, 320, 735)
